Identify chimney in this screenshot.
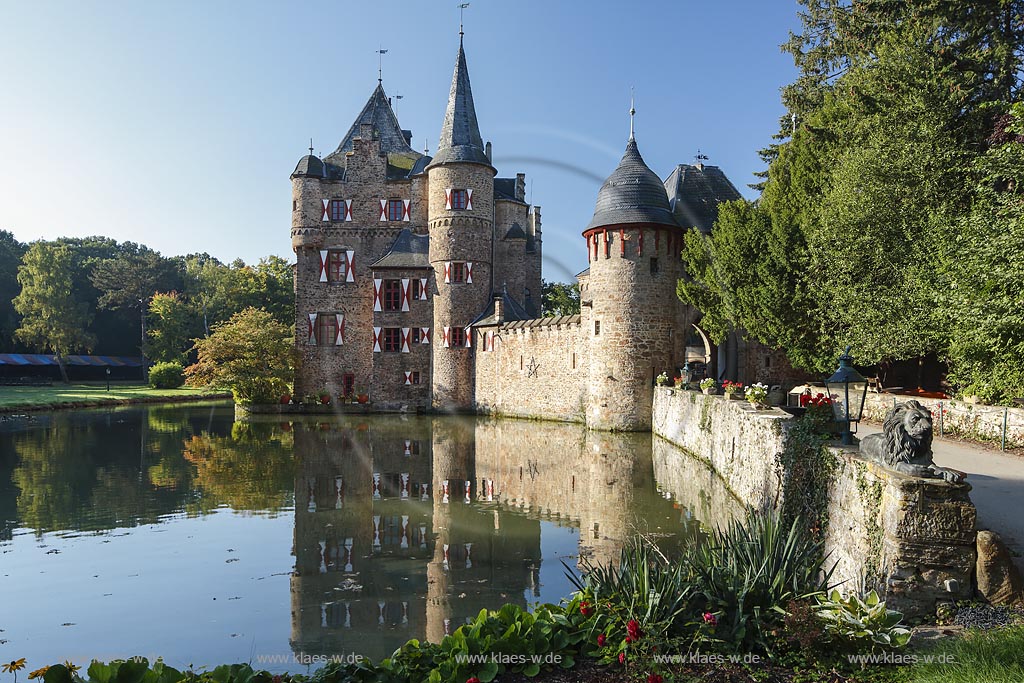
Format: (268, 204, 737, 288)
(493, 294, 504, 323)
(515, 173, 526, 202)
(530, 206, 542, 235)
(485, 141, 492, 164)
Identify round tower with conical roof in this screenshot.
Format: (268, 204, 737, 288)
(583, 135, 684, 431)
(427, 37, 496, 412)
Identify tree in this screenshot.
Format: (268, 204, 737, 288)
(185, 307, 295, 405)
(13, 243, 95, 383)
(146, 291, 196, 364)
(90, 245, 181, 368)
(541, 280, 580, 316)
(0, 230, 27, 349)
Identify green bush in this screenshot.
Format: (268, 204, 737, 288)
(814, 589, 911, 650)
(148, 361, 184, 389)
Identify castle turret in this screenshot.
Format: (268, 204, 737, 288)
(583, 134, 684, 431)
(427, 37, 496, 411)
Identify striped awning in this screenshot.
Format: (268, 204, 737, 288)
(0, 354, 143, 367)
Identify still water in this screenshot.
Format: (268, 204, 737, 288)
(0, 402, 739, 672)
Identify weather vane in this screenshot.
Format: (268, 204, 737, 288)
(695, 149, 709, 164)
(377, 47, 388, 84)
(629, 87, 636, 140)
(309, 138, 314, 155)
(459, 3, 470, 36)
(394, 94, 403, 115)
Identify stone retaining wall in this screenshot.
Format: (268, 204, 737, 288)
(864, 393, 1024, 449)
(652, 388, 977, 617)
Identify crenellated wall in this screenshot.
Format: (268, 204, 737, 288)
(652, 388, 977, 617)
(473, 316, 588, 423)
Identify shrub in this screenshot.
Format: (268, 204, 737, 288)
(814, 589, 911, 650)
(148, 361, 184, 389)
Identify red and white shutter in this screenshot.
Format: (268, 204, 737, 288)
(465, 188, 473, 210)
(308, 313, 318, 345)
(319, 250, 328, 282)
(404, 440, 412, 456)
(335, 313, 345, 345)
(379, 199, 388, 221)
(322, 199, 330, 222)
(373, 279, 383, 312)
(372, 327, 382, 353)
(404, 371, 413, 385)
(486, 331, 495, 351)
(464, 327, 472, 348)
(419, 277, 428, 300)
(344, 199, 353, 222)
(401, 327, 411, 353)
(420, 327, 431, 345)
(443, 262, 452, 284)
(345, 250, 355, 282)
(465, 262, 473, 284)
(444, 188, 452, 210)
(442, 326, 451, 348)
(402, 199, 411, 221)
(401, 278, 411, 312)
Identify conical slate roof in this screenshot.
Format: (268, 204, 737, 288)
(327, 83, 416, 159)
(428, 39, 491, 168)
(585, 137, 680, 231)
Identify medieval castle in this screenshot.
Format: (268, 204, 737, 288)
(291, 36, 793, 430)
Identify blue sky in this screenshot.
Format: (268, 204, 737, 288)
(0, 1, 800, 281)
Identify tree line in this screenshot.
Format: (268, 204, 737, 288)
(679, 0, 1024, 404)
(1, 232, 292, 381)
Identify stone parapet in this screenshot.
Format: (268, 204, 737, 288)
(652, 388, 977, 617)
(864, 392, 1024, 449)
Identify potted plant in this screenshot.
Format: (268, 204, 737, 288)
(745, 382, 770, 409)
(355, 388, 369, 404)
(722, 380, 743, 400)
(656, 372, 670, 387)
(279, 393, 292, 405)
(318, 389, 331, 405)
(699, 378, 717, 395)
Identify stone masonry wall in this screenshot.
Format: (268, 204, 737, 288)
(864, 392, 1024, 449)
(474, 316, 588, 423)
(652, 388, 977, 617)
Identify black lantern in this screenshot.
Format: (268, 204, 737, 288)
(105, 367, 111, 392)
(680, 360, 692, 390)
(824, 346, 868, 445)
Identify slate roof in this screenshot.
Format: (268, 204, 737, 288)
(471, 290, 532, 327)
(585, 137, 681, 231)
(494, 178, 520, 202)
(504, 222, 527, 240)
(428, 39, 492, 169)
(663, 164, 742, 234)
(326, 83, 418, 160)
(291, 154, 325, 178)
(371, 229, 431, 269)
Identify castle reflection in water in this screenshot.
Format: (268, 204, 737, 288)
(285, 415, 740, 661)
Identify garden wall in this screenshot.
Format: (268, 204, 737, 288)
(652, 388, 977, 617)
(864, 392, 1024, 449)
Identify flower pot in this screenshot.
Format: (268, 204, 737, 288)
(320, 396, 331, 405)
(725, 392, 741, 401)
(702, 387, 717, 396)
(356, 394, 369, 404)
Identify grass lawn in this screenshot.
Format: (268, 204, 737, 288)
(0, 382, 230, 411)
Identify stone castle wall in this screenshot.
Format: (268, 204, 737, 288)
(652, 388, 977, 617)
(474, 316, 589, 423)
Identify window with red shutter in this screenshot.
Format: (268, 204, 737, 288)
(317, 313, 337, 345)
(450, 262, 466, 284)
(388, 199, 404, 221)
(383, 328, 402, 352)
(327, 251, 348, 283)
(450, 189, 468, 210)
(449, 327, 466, 347)
(383, 280, 402, 311)
(330, 200, 346, 221)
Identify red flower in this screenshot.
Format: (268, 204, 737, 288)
(627, 619, 642, 640)
(648, 675, 663, 683)
(618, 652, 626, 665)
(579, 600, 593, 616)
(597, 634, 607, 647)
(467, 678, 481, 683)
(625, 635, 634, 644)
(702, 611, 718, 627)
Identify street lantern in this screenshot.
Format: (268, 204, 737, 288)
(824, 346, 868, 445)
(680, 360, 693, 390)
(105, 367, 111, 392)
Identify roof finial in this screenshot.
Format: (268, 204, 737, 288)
(629, 87, 636, 140)
(377, 47, 388, 84)
(309, 138, 314, 156)
(424, 138, 429, 155)
(695, 149, 708, 168)
(458, 3, 469, 38)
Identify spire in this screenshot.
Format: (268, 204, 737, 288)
(428, 38, 491, 168)
(629, 88, 635, 140)
(327, 82, 415, 158)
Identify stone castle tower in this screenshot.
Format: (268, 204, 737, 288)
(581, 133, 688, 431)
(290, 36, 542, 410)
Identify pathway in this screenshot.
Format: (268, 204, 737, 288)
(858, 423, 1024, 573)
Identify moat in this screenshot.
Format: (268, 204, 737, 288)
(0, 401, 740, 672)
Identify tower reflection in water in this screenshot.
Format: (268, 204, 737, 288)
(287, 415, 740, 663)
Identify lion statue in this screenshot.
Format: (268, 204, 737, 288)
(859, 400, 963, 483)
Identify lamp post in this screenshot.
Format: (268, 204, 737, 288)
(105, 367, 111, 392)
(824, 346, 868, 445)
(681, 360, 692, 390)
